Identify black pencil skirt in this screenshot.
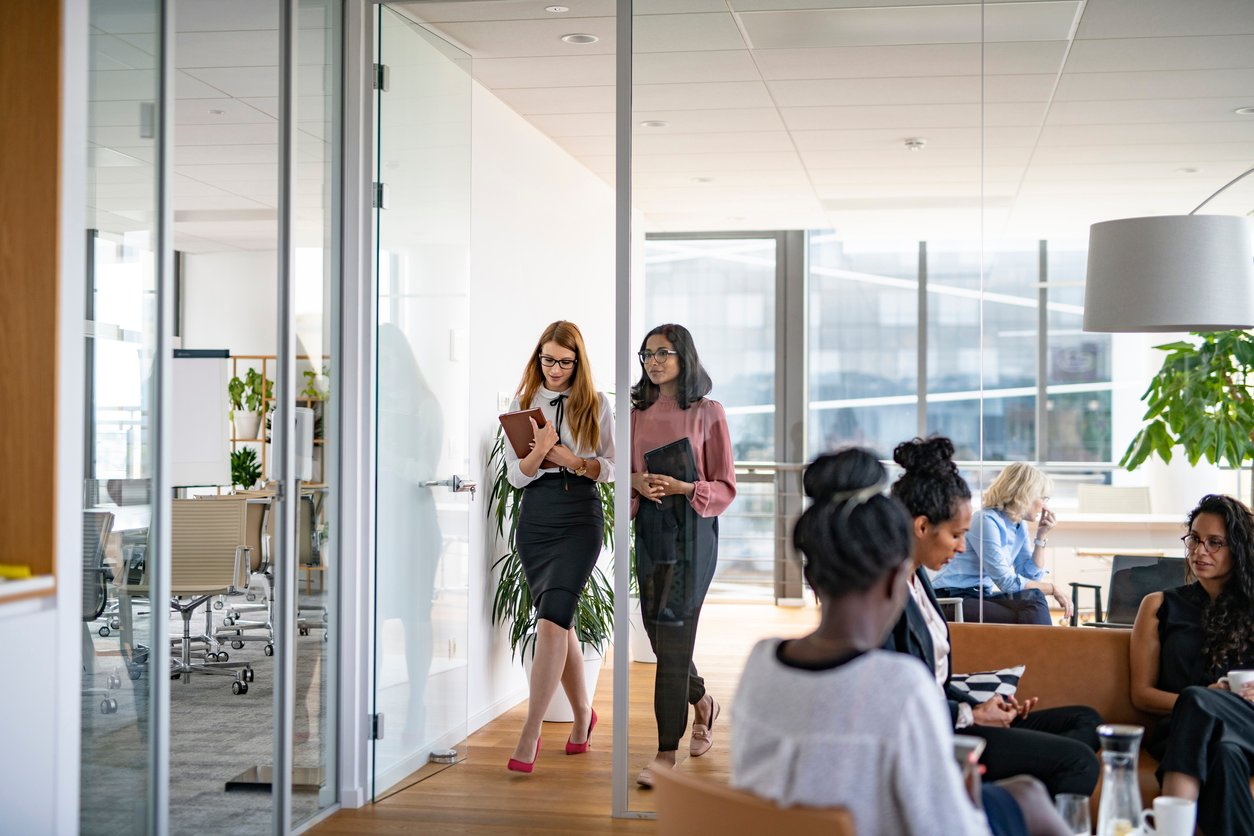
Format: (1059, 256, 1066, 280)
(515, 472, 604, 630)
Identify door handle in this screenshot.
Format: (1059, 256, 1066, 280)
(421, 474, 477, 497)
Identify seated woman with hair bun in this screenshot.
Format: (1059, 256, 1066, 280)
(887, 436, 1101, 800)
(731, 447, 1069, 836)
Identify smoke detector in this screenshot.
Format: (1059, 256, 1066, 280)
(904, 138, 927, 152)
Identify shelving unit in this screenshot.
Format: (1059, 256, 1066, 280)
(229, 354, 328, 487)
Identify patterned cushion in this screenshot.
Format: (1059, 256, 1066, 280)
(949, 665, 1025, 703)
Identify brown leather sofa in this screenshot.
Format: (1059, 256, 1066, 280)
(949, 623, 1254, 809)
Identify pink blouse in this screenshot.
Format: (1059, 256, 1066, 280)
(630, 395, 736, 519)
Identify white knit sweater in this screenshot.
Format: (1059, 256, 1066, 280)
(731, 641, 991, 836)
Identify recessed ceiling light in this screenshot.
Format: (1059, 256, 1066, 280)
(692, 176, 714, 183)
(904, 137, 927, 152)
(640, 120, 668, 128)
(1176, 167, 1200, 175)
(545, 5, 570, 11)
(1235, 106, 1254, 115)
(561, 33, 598, 44)
(208, 108, 226, 115)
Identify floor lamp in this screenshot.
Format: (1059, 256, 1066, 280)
(1084, 165, 1254, 333)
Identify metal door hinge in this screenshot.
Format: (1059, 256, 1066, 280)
(372, 182, 388, 210)
(369, 712, 384, 741)
(373, 63, 389, 92)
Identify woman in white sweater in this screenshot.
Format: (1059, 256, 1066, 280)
(731, 448, 1068, 836)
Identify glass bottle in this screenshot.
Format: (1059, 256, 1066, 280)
(1096, 724, 1144, 836)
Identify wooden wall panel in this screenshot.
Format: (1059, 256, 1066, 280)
(0, 1, 62, 581)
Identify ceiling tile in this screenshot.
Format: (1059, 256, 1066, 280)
(474, 55, 615, 88)
(634, 50, 762, 84)
(1066, 35, 1254, 73)
(635, 81, 775, 110)
(633, 13, 745, 53)
(1075, 0, 1254, 39)
(1045, 97, 1254, 125)
(791, 126, 1038, 151)
(781, 102, 1047, 131)
(419, 16, 616, 58)
(1054, 68, 1254, 101)
(1037, 121, 1254, 146)
(739, 3, 1079, 50)
(493, 85, 614, 115)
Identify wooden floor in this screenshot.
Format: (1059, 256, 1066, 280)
(311, 602, 819, 834)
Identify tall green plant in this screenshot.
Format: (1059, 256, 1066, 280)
(487, 429, 616, 660)
(1121, 330, 1254, 471)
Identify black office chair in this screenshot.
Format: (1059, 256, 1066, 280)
(1069, 555, 1188, 628)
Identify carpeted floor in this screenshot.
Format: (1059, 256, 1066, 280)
(80, 590, 332, 835)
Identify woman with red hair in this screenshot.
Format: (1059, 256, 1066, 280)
(503, 321, 615, 773)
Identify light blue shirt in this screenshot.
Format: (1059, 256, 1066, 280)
(932, 508, 1048, 594)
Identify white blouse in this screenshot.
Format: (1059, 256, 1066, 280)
(908, 574, 952, 686)
(503, 386, 615, 489)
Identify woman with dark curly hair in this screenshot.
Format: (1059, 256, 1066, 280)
(1130, 493, 1254, 835)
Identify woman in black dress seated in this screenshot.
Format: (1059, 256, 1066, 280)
(1130, 494, 1254, 835)
(502, 321, 615, 772)
(886, 437, 1102, 798)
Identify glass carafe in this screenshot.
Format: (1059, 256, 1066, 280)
(1097, 724, 1144, 836)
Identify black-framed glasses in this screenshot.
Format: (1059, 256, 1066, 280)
(638, 349, 679, 364)
(538, 355, 576, 370)
(1182, 534, 1227, 554)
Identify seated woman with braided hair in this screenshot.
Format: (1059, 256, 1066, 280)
(731, 448, 1069, 836)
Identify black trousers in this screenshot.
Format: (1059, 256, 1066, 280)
(935, 587, 1052, 625)
(1158, 686, 1254, 836)
(635, 501, 718, 752)
(964, 705, 1103, 796)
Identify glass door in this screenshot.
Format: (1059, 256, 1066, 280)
(371, 4, 472, 800)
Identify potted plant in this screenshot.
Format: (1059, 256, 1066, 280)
(228, 367, 272, 440)
(488, 428, 615, 721)
(230, 447, 262, 491)
(1121, 330, 1254, 475)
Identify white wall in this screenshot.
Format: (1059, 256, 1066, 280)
(181, 251, 277, 355)
(465, 81, 617, 730)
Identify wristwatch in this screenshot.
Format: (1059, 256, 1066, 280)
(1033, 537, 1048, 547)
(572, 459, 589, 477)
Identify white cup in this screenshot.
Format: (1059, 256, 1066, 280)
(1219, 669, 1254, 692)
(1139, 796, 1197, 836)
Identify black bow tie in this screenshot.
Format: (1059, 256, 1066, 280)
(549, 393, 567, 438)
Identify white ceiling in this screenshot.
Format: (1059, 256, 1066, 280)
(401, 0, 1254, 242)
(87, 0, 1254, 250)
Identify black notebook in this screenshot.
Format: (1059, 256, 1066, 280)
(643, 437, 697, 482)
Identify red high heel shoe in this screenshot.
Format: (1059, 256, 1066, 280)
(507, 737, 542, 773)
(565, 709, 598, 755)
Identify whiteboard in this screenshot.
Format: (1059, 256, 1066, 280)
(172, 352, 231, 487)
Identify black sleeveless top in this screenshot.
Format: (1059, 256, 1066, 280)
(1155, 583, 1211, 693)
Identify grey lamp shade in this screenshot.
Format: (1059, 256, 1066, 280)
(1084, 215, 1254, 332)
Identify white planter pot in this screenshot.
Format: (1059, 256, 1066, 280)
(630, 597, 657, 664)
(233, 410, 261, 440)
(522, 642, 605, 723)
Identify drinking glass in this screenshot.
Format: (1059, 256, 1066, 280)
(1056, 793, 1092, 836)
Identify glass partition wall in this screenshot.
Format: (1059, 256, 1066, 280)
(80, 0, 343, 831)
(617, 0, 1252, 816)
(371, 5, 472, 802)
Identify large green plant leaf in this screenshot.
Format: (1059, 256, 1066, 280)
(1121, 330, 1254, 472)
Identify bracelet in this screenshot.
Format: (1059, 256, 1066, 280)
(1033, 537, 1048, 547)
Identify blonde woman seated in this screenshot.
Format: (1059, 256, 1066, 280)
(932, 462, 1072, 625)
(731, 449, 1068, 836)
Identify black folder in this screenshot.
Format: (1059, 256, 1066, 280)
(643, 437, 697, 482)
